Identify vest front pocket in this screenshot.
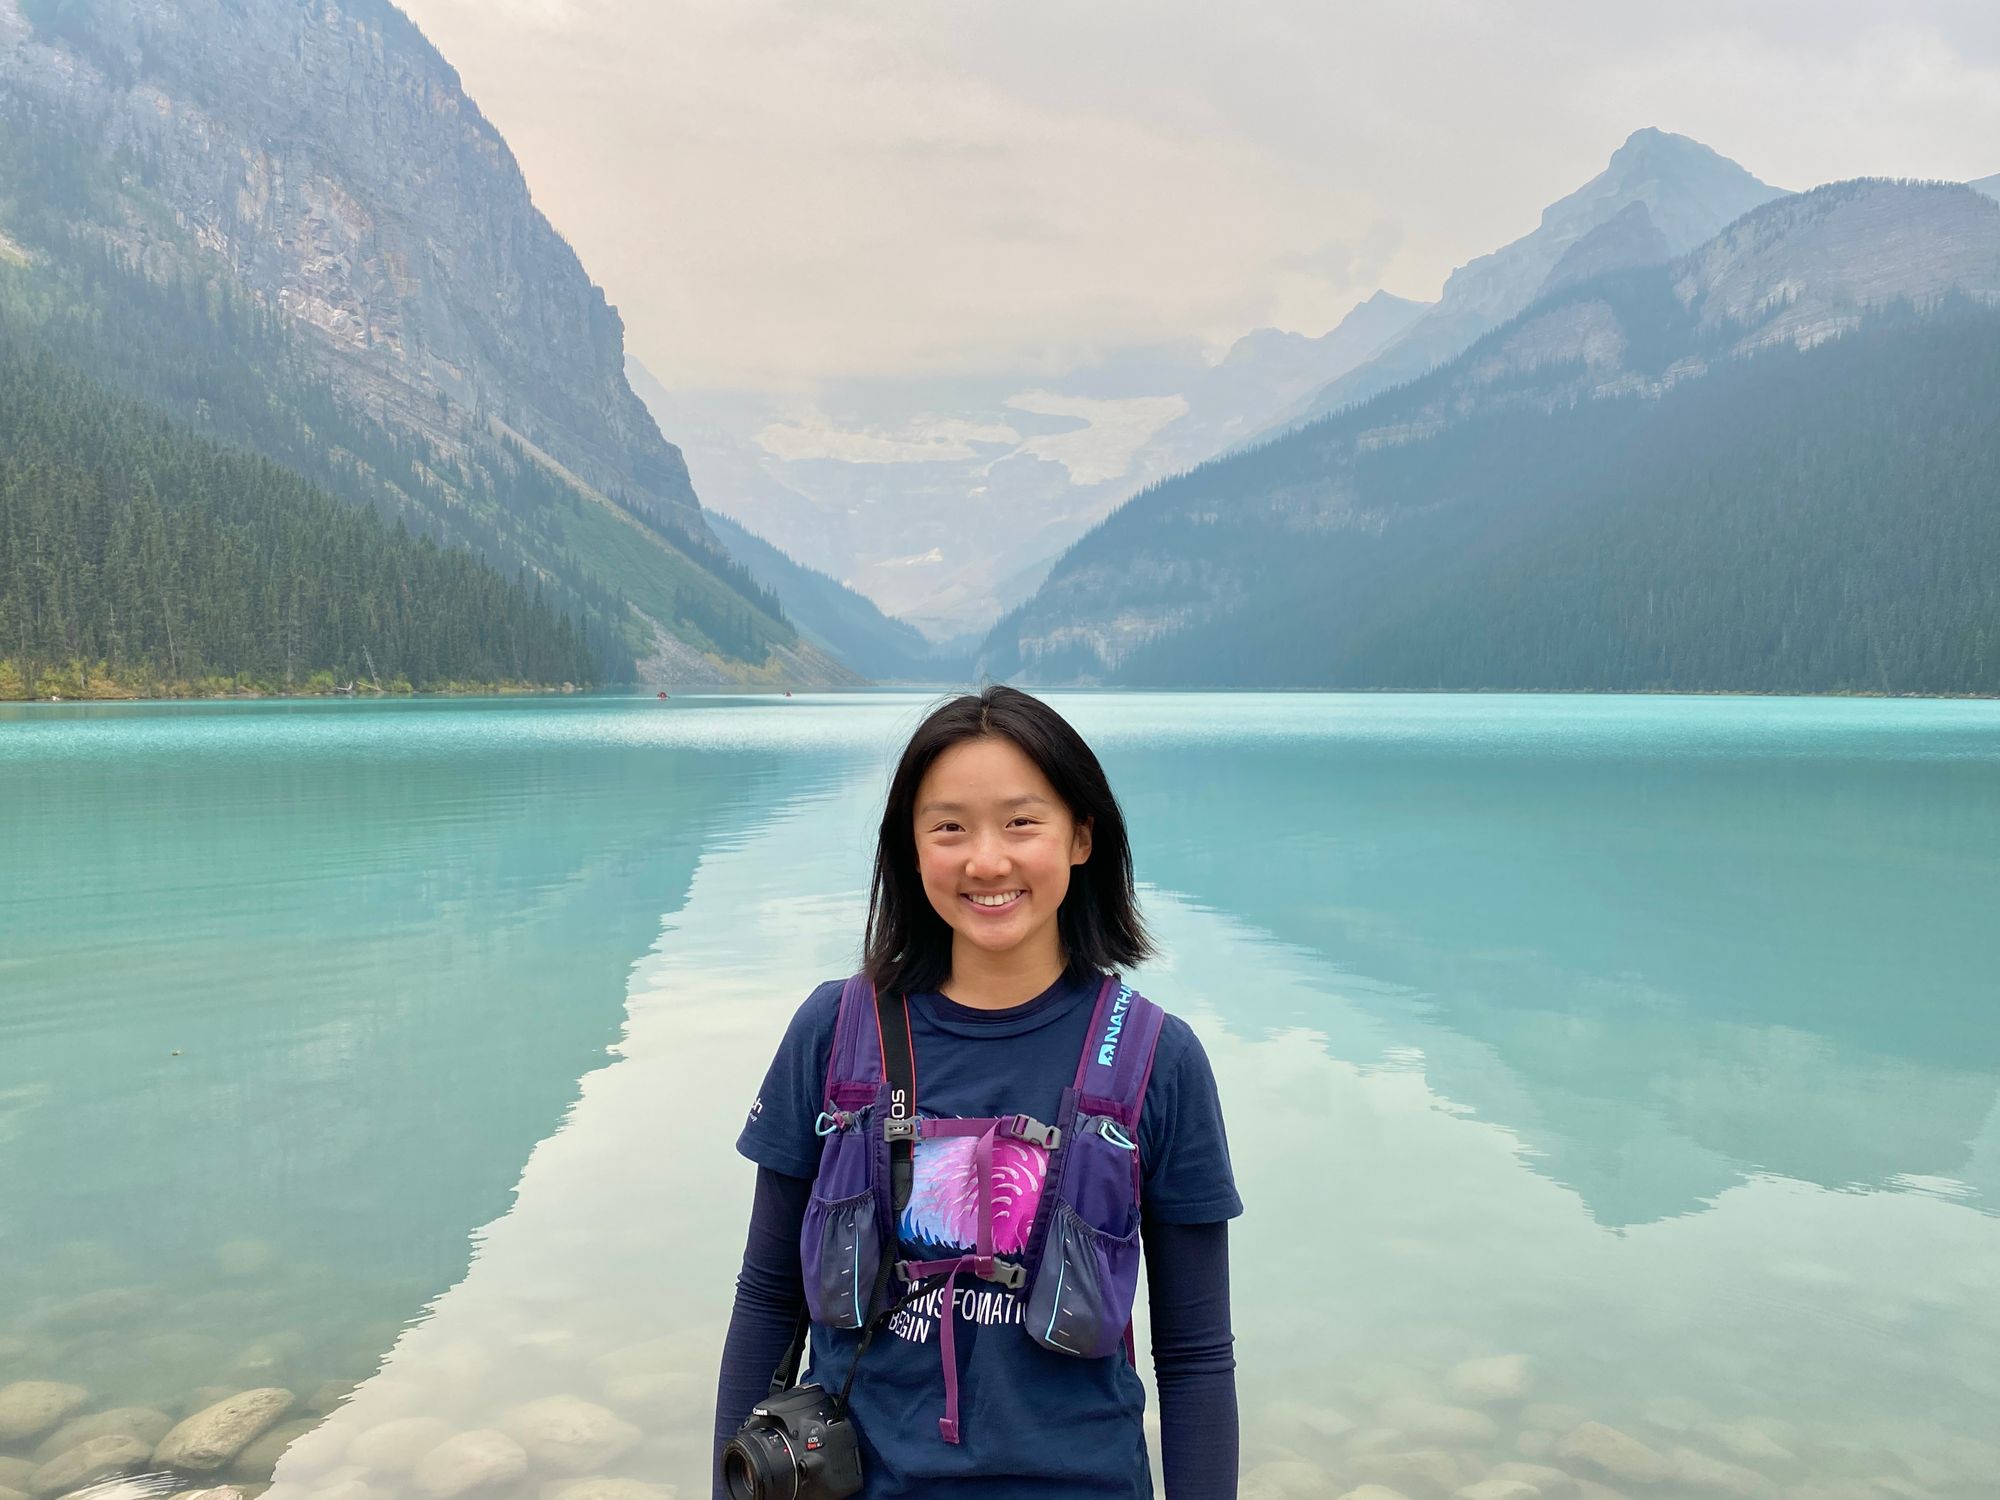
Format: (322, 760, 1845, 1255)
(1023, 1198, 1141, 1359)
(1062, 1114, 1141, 1237)
(801, 1188, 882, 1329)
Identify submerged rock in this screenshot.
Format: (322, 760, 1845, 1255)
(409, 1430, 528, 1500)
(1670, 1447, 1776, 1499)
(154, 1389, 297, 1471)
(0, 1459, 39, 1491)
(1347, 1449, 1464, 1497)
(498, 1397, 640, 1476)
(0, 1382, 90, 1444)
(179, 1388, 240, 1418)
(0, 1484, 26, 1500)
(344, 1417, 454, 1473)
(1265, 1397, 1356, 1444)
(1376, 1398, 1499, 1446)
(1698, 1420, 1796, 1467)
(597, 1373, 698, 1415)
(1555, 1423, 1671, 1485)
(26, 1434, 151, 1496)
(34, 1408, 175, 1462)
(1335, 1488, 1414, 1500)
(1445, 1355, 1532, 1405)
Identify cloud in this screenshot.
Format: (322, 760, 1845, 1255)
(397, 0, 2000, 387)
(1274, 220, 1406, 288)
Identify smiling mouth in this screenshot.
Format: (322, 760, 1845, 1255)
(963, 890, 1024, 910)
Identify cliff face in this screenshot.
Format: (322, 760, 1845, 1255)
(0, 0, 704, 540)
(0, 0, 864, 683)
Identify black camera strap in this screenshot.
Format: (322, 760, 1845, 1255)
(876, 986, 918, 1218)
(766, 986, 921, 1400)
(766, 1313, 810, 1399)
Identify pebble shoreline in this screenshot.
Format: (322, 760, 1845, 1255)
(5, 1339, 1995, 1500)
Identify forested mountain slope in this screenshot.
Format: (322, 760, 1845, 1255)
(0, 348, 598, 698)
(984, 181, 2000, 695)
(702, 510, 972, 683)
(0, 0, 854, 685)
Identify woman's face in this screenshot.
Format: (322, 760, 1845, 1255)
(912, 735, 1093, 969)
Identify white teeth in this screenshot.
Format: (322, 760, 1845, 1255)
(968, 891, 1022, 906)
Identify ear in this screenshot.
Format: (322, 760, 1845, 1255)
(1071, 815, 1093, 866)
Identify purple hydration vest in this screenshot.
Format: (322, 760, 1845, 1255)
(799, 972, 1165, 1444)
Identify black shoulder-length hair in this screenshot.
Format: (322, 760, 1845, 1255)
(864, 684, 1153, 996)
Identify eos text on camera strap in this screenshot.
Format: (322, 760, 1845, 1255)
(874, 986, 918, 1222)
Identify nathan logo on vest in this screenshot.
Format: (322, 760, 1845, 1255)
(1096, 985, 1134, 1068)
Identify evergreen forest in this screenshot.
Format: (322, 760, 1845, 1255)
(0, 348, 601, 698)
(0, 89, 799, 680)
(1010, 307, 2000, 695)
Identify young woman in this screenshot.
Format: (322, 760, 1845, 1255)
(714, 685, 1241, 1498)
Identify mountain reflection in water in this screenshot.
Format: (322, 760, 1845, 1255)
(2, 694, 1994, 1498)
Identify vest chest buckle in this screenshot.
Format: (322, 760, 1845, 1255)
(1000, 1113, 1061, 1150)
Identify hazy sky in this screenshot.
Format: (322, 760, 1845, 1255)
(398, 0, 2000, 391)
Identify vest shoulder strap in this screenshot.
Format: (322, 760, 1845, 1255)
(1072, 975, 1166, 1128)
(822, 972, 884, 1109)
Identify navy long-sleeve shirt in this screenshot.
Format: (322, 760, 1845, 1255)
(713, 1164, 1238, 1499)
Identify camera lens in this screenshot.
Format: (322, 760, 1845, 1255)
(722, 1425, 795, 1500)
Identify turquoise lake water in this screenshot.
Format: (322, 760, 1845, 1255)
(2, 691, 1997, 1499)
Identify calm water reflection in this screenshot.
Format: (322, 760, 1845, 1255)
(2, 693, 1996, 1498)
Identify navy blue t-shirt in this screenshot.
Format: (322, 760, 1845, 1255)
(736, 967, 1242, 1499)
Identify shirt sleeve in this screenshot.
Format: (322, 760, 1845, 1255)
(735, 980, 844, 1180)
(712, 1165, 813, 1499)
(1138, 1015, 1244, 1226)
(1146, 1216, 1238, 1500)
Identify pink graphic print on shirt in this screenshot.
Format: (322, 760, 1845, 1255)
(898, 1127, 1050, 1255)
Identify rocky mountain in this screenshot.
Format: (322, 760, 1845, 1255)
(1269, 128, 1785, 432)
(984, 179, 2000, 694)
(638, 294, 1431, 642)
(651, 128, 1772, 645)
(0, 0, 852, 684)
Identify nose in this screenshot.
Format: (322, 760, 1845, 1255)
(963, 831, 1011, 879)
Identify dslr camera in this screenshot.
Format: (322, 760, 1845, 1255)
(721, 1382, 863, 1499)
